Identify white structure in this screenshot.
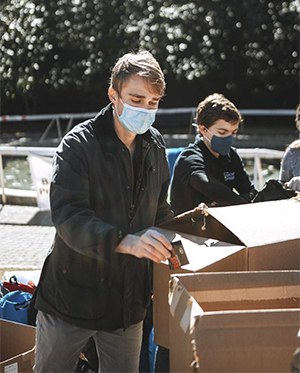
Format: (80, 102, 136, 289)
(0, 146, 283, 209)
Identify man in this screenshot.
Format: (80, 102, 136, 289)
(33, 51, 174, 372)
(170, 93, 257, 215)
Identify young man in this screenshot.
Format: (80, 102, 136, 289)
(33, 51, 174, 372)
(170, 93, 257, 216)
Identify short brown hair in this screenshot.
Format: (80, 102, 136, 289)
(109, 51, 165, 96)
(196, 93, 242, 128)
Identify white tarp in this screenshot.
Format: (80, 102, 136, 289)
(27, 154, 53, 209)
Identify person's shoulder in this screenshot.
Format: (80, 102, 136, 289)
(62, 119, 94, 146)
(182, 143, 199, 155)
(283, 141, 300, 159)
(63, 105, 112, 144)
(229, 146, 239, 154)
(148, 126, 167, 148)
(149, 125, 162, 138)
(175, 143, 205, 166)
(289, 139, 300, 150)
(229, 146, 242, 158)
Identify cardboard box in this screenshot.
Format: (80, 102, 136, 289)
(153, 199, 300, 348)
(169, 271, 300, 372)
(153, 229, 247, 347)
(0, 319, 35, 373)
(160, 199, 300, 271)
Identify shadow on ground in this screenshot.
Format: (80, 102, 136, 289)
(28, 210, 53, 226)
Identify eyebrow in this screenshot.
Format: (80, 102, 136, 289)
(216, 127, 231, 131)
(216, 124, 239, 131)
(128, 93, 161, 101)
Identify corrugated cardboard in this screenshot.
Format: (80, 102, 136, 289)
(169, 271, 300, 372)
(0, 319, 35, 373)
(152, 229, 246, 348)
(160, 199, 300, 271)
(153, 199, 300, 348)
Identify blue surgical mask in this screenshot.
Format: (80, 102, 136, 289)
(115, 99, 157, 134)
(204, 128, 235, 156)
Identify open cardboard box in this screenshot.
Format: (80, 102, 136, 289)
(153, 229, 247, 348)
(169, 271, 300, 372)
(0, 319, 36, 373)
(153, 199, 300, 348)
(160, 199, 300, 271)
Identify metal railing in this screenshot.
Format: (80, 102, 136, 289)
(0, 109, 296, 143)
(236, 148, 283, 188)
(0, 146, 283, 205)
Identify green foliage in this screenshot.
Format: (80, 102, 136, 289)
(1, 0, 299, 114)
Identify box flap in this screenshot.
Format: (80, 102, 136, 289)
(153, 227, 245, 271)
(173, 270, 300, 290)
(172, 271, 300, 310)
(207, 199, 300, 247)
(159, 207, 244, 246)
(169, 276, 202, 334)
(161, 199, 300, 247)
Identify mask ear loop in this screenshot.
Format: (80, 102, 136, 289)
(202, 127, 213, 144)
(114, 97, 124, 119)
(203, 134, 211, 144)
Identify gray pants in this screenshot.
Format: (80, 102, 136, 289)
(33, 311, 143, 373)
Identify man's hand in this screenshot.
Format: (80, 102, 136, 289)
(286, 176, 300, 192)
(115, 229, 173, 263)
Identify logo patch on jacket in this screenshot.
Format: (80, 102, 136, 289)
(224, 171, 235, 181)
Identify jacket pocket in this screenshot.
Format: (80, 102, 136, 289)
(54, 252, 111, 320)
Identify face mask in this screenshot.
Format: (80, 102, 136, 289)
(115, 99, 157, 134)
(204, 128, 235, 156)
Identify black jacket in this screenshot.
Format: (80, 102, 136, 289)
(34, 104, 173, 330)
(170, 136, 256, 215)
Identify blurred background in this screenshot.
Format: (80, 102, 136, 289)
(1, 0, 299, 114)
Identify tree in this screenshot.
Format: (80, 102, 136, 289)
(1, 0, 299, 114)
(129, 0, 300, 108)
(0, 0, 139, 113)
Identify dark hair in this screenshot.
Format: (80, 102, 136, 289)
(109, 51, 165, 96)
(196, 93, 242, 128)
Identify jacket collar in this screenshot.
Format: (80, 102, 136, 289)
(91, 103, 165, 154)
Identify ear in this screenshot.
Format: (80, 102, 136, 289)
(198, 124, 206, 136)
(108, 87, 117, 103)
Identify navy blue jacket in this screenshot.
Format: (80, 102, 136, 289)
(170, 136, 256, 215)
